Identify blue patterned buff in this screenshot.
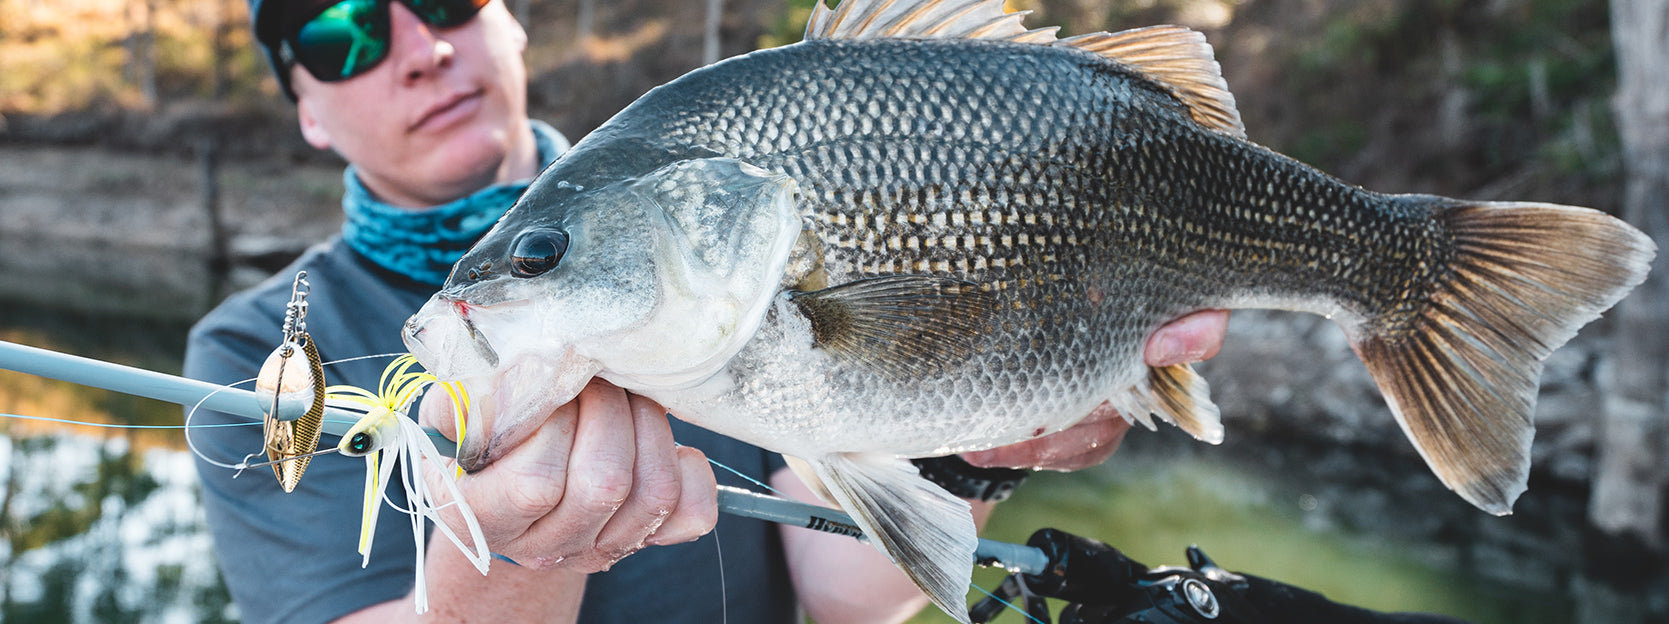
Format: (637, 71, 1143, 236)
(340, 120, 569, 286)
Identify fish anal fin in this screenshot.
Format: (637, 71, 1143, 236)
(1108, 363, 1223, 443)
(1355, 200, 1654, 515)
(810, 453, 977, 624)
(791, 275, 993, 382)
(803, 2, 1245, 137)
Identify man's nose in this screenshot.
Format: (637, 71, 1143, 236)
(388, 2, 455, 84)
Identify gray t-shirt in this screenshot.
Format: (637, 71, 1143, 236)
(185, 241, 796, 623)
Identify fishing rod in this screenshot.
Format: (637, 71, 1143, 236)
(2, 338, 1475, 623)
(0, 338, 1047, 575)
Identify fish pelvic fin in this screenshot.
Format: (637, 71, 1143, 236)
(783, 455, 838, 506)
(804, 1, 1244, 137)
(811, 453, 977, 624)
(791, 275, 994, 383)
(1109, 363, 1224, 444)
(1358, 200, 1655, 515)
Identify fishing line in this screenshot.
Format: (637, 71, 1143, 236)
(320, 352, 408, 368)
(696, 447, 785, 497)
(712, 525, 729, 624)
(969, 582, 1050, 624)
(183, 352, 404, 473)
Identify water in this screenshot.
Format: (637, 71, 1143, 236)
(0, 298, 237, 624)
(0, 254, 1664, 624)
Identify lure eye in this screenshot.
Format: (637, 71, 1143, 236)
(345, 432, 373, 456)
(510, 229, 570, 278)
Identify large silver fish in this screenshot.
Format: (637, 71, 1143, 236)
(403, 0, 1654, 618)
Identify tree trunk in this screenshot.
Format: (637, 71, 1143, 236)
(703, 0, 724, 65)
(577, 0, 595, 41)
(1593, 0, 1669, 548)
(133, 0, 158, 109)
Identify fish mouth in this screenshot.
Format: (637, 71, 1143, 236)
(451, 350, 601, 472)
(403, 297, 501, 382)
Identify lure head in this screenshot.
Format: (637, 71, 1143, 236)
(404, 156, 802, 471)
(337, 406, 403, 458)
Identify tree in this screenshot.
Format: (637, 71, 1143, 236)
(1593, 0, 1669, 548)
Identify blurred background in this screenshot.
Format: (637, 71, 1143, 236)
(1, 0, 1665, 622)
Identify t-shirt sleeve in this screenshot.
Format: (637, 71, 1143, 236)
(185, 298, 420, 624)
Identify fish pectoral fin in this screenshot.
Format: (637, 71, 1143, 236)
(810, 453, 977, 624)
(1110, 363, 1224, 444)
(791, 275, 993, 383)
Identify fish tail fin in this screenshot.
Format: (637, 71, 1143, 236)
(1355, 200, 1654, 515)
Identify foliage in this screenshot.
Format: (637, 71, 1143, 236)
(1265, 0, 1619, 201)
(0, 0, 273, 114)
(757, 0, 819, 48)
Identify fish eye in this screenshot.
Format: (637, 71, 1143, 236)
(510, 229, 570, 278)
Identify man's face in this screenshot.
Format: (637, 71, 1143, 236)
(290, 0, 533, 207)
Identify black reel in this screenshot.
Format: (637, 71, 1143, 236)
(970, 528, 1264, 624)
(971, 528, 1478, 624)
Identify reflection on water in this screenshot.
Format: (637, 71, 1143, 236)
(0, 297, 238, 623)
(0, 437, 233, 624)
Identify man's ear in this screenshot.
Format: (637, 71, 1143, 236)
(296, 95, 333, 150)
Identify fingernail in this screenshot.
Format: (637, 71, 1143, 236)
(1151, 334, 1185, 365)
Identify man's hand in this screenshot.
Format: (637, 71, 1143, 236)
(420, 378, 717, 573)
(961, 310, 1230, 471)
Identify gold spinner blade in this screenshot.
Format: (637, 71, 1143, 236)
(254, 272, 327, 492)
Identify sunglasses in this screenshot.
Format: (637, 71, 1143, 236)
(279, 0, 491, 83)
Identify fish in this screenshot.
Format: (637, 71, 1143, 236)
(401, 0, 1655, 619)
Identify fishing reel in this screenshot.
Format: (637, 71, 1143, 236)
(971, 528, 1263, 624)
(971, 528, 1475, 624)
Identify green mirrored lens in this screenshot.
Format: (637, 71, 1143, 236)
(404, 0, 490, 28)
(293, 0, 391, 81)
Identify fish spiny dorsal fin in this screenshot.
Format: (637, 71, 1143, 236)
(806, 0, 1052, 43)
(804, 1, 1246, 138)
(1059, 26, 1245, 138)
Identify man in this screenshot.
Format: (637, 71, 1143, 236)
(184, 1, 1231, 622)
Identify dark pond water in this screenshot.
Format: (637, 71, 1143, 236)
(0, 248, 1664, 624)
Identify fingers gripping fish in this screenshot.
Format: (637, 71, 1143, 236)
(402, 0, 1656, 619)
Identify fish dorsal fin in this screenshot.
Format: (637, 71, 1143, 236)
(804, 1, 1246, 138)
(1059, 26, 1245, 138)
(806, 0, 1051, 42)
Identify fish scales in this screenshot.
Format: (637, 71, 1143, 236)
(403, 3, 1653, 620)
(640, 40, 1443, 390)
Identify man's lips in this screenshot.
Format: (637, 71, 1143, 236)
(409, 89, 484, 132)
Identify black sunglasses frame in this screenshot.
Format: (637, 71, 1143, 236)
(278, 0, 491, 84)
